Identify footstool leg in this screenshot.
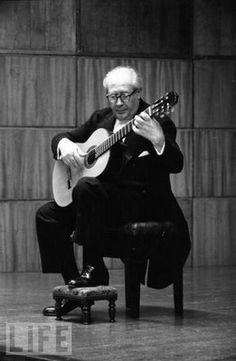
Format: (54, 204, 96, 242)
(55, 299, 62, 320)
(108, 299, 116, 323)
(81, 304, 91, 325)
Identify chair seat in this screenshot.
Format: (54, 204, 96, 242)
(122, 221, 167, 238)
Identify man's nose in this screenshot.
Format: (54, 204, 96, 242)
(116, 97, 123, 105)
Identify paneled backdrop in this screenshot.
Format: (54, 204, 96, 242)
(0, 0, 235, 271)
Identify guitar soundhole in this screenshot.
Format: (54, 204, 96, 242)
(87, 149, 96, 166)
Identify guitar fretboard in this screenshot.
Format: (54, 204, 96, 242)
(94, 119, 133, 158)
(94, 105, 154, 159)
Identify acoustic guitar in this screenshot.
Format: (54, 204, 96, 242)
(52, 91, 179, 207)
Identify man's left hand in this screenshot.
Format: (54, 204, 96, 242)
(132, 111, 165, 152)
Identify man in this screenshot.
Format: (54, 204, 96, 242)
(36, 65, 190, 316)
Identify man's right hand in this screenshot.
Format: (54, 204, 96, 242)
(58, 138, 85, 169)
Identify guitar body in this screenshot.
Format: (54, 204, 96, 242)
(52, 128, 110, 207)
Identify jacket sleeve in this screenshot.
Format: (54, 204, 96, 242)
(152, 115, 184, 174)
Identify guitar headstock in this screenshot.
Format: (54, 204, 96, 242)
(150, 91, 179, 118)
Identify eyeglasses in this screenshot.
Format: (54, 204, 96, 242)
(106, 89, 138, 104)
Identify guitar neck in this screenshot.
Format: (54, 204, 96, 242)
(94, 106, 153, 159)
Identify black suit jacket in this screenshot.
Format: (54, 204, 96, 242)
(52, 99, 191, 289)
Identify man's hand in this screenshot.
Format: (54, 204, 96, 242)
(58, 138, 85, 169)
(132, 111, 165, 152)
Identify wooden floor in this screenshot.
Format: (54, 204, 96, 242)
(0, 267, 236, 361)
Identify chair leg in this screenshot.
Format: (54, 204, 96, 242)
(108, 299, 116, 322)
(124, 260, 132, 309)
(124, 260, 141, 318)
(55, 299, 63, 320)
(81, 304, 91, 325)
(173, 267, 183, 316)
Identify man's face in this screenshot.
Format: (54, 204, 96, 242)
(107, 82, 140, 122)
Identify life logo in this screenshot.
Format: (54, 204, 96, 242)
(5, 322, 72, 355)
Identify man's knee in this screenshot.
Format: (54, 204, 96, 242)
(35, 201, 56, 223)
(162, 221, 177, 236)
(72, 177, 102, 200)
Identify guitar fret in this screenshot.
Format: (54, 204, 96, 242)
(121, 126, 126, 138)
(103, 141, 107, 152)
(114, 132, 118, 144)
(107, 137, 112, 149)
(111, 134, 115, 146)
(117, 128, 121, 139)
(96, 146, 100, 157)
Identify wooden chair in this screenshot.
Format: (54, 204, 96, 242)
(96, 221, 184, 318)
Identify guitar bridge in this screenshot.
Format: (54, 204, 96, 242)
(66, 167, 72, 190)
(67, 179, 71, 189)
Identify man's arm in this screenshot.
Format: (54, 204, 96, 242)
(50, 110, 102, 170)
(51, 119, 93, 159)
(133, 112, 183, 174)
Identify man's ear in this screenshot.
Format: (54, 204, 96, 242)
(137, 88, 142, 99)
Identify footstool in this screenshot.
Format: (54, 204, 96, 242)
(53, 285, 118, 324)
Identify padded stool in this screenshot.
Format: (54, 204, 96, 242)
(53, 285, 118, 324)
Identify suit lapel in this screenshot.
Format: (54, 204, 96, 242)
(122, 98, 151, 163)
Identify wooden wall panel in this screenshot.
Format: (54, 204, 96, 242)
(194, 0, 236, 56)
(194, 60, 236, 128)
(79, 0, 192, 56)
(194, 130, 236, 197)
(0, 55, 76, 127)
(178, 198, 193, 237)
(0, 201, 44, 272)
(0, 0, 76, 51)
(170, 130, 193, 197)
(0, 128, 65, 200)
(193, 198, 236, 266)
(77, 57, 192, 128)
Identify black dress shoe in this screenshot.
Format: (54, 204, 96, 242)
(42, 306, 56, 317)
(68, 265, 109, 288)
(42, 300, 79, 316)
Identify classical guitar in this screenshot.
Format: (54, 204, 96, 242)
(52, 91, 179, 206)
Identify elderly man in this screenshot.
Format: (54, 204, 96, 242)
(36, 65, 190, 316)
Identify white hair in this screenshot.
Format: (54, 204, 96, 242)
(103, 66, 143, 90)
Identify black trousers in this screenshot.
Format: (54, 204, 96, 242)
(36, 177, 160, 283)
